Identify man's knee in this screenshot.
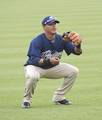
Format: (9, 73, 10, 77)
(26, 72, 40, 81)
(65, 64, 79, 77)
(71, 67, 79, 76)
(65, 64, 79, 76)
(73, 67, 79, 75)
(25, 65, 40, 80)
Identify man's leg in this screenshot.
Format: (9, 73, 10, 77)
(22, 65, 43, 108)
(44, 63, 79, 103)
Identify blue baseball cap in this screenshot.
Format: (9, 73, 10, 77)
(42, 16, 60, 25)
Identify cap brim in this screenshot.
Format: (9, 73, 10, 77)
(54, 20, 60, 23)
(46, 20, 60, 25)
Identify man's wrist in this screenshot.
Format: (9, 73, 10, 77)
(39, 59, 44, 64)
(39, 58, 51, 66)
(74, 44, 82, 55)
(43, 58, 51, 65)
(76, 43, 81, 48)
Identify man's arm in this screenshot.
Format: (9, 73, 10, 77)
(26, 40, 42, 66)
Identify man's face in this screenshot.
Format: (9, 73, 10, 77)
(43, 23, 57, 34)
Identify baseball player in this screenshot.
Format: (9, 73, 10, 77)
(22, 16, 82, 108)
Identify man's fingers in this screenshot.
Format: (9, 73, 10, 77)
(68, 32, 76, 38)
(72, 36, 80, 42)
(69, 33, 79, 39)
(50, 57, 60, 65)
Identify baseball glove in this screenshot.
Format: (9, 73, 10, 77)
(62, 31, 82, 46)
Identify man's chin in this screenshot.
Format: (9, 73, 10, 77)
(51, 31, 57, 35)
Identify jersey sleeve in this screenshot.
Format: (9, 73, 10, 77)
(26, 39, 42, 66)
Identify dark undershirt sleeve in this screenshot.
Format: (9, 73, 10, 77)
(64, 41, 75, 55)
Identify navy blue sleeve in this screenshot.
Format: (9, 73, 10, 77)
(64, 41, 75, 55)
(27, 39, 42, 66)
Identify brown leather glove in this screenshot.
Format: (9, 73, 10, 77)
(62, 31, 82, 46)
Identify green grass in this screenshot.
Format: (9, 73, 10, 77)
(0, 0, 102, 120)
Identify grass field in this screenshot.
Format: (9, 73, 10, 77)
(0, 0, 102, 120)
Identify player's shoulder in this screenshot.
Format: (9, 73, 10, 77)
(31, 33, 44, 44)
(28, 34, 44, 48)
(32, 33, 43, 41)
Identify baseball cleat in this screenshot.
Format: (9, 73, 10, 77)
(54, 99, 72, 105)
(22, 101, 30, 108)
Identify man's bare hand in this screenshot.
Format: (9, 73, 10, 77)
(50, 57, 60, 65)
